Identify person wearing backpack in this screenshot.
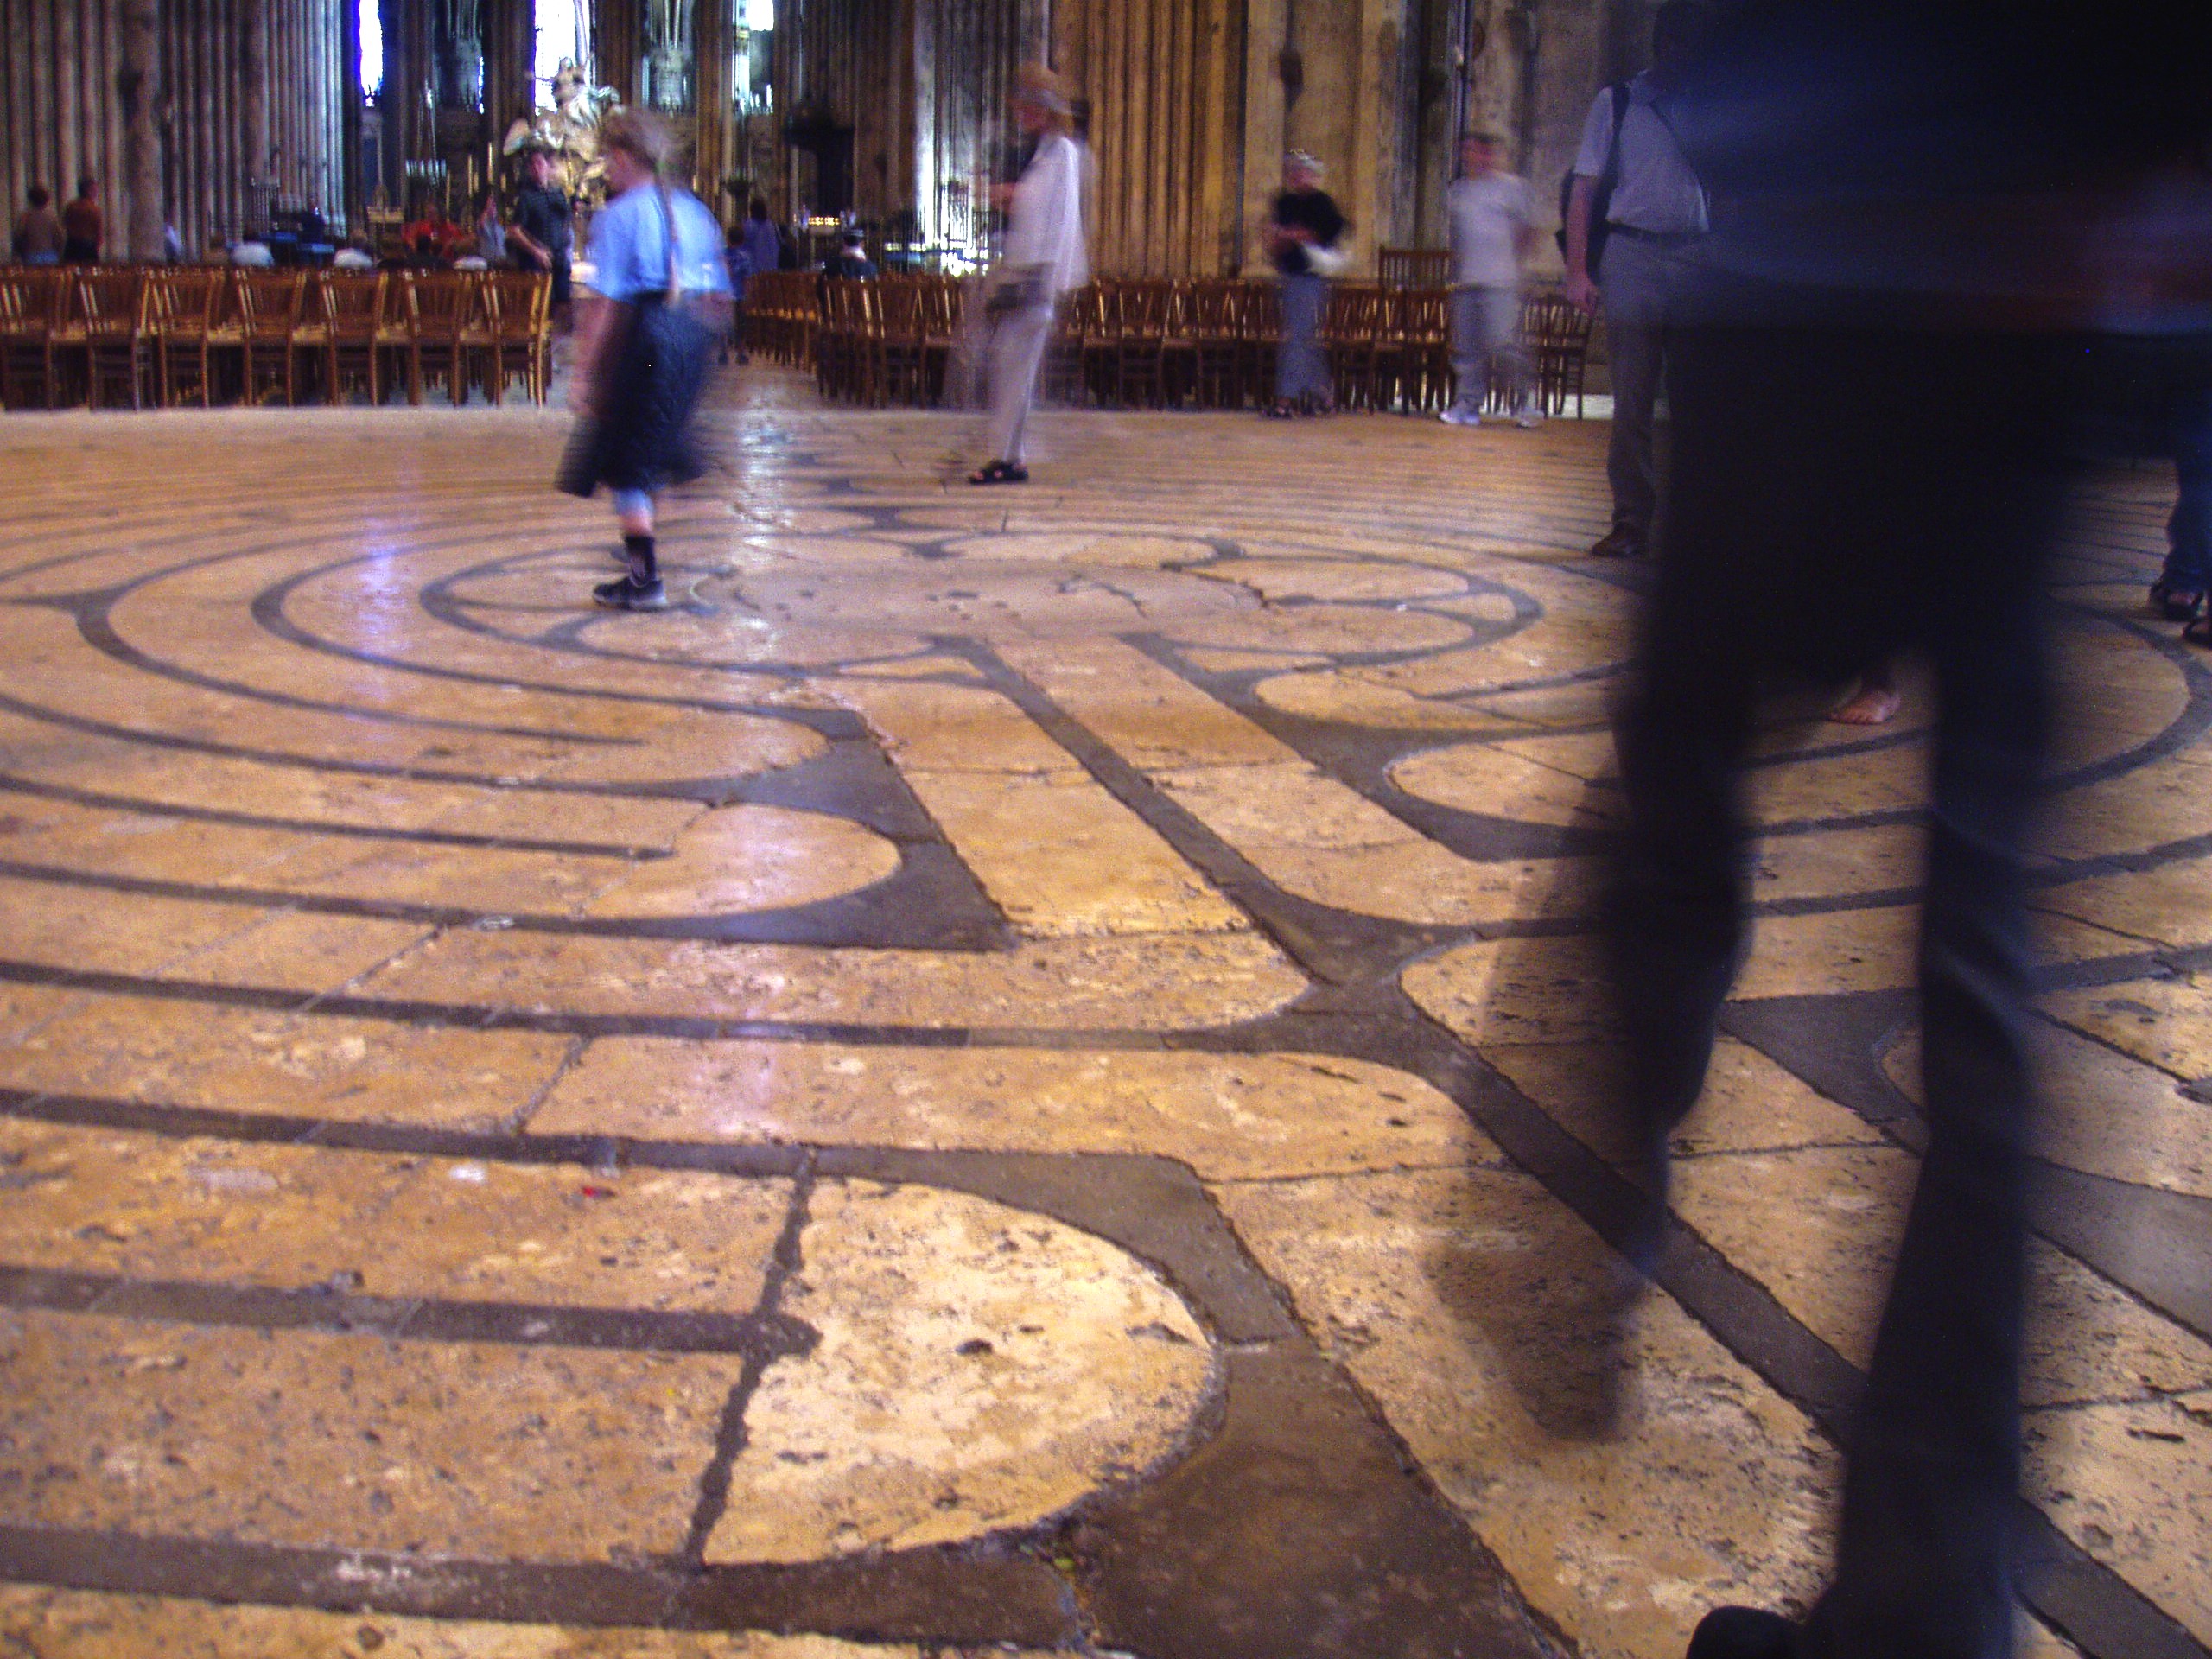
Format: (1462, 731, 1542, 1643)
(1562, 1, 1713, 558)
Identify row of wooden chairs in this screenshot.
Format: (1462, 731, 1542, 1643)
(0, 265, 553, 411)
(802, 275, 1594, 418)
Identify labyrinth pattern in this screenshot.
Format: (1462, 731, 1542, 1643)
(2, 383, 2209, 1659)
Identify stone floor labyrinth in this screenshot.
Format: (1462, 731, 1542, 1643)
(2, 379, 2210, 1659)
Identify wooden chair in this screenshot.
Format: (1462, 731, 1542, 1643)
(1378, 247, 1452, 289)
(1323, 283, 1385, 411)
(288, 271, 335, 405)
(874, 278, 930, 407)
(0, 268, 63, 410)
(204, 269, 250, 404)
(1114, 280, 1173, 409)
(486, 270, 551, 404)
(406, 270, 468, 405)
(1524, 291, 1595, 417)
(143, 267, 223, 407)
(322, 270, 387, 404)
(1400, 287, 1452, 414)
(1239, 280, 1281, 409)
(1188, 279, 1243, 410)
(40, 268, 95, 408)
(75, 270, 150, 409)
(454, 272, 499, 404)
(373, 270, 415, 404)
(237, 270, 305, 404)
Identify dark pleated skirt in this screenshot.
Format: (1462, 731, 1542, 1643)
(557, 298, 715, 500)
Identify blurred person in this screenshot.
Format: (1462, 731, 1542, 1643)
(508, 146, 575, 312)
(1441, 132, 1539, 429)
(332, 239, 376, 271)
(830, 227, 877, 280)
(1562, 3, 1711, 557)
(967, 66, 1087, 486)
(727, 196, 781, 364)
(403, 201, 462, 265)
(1597, 6, 2212, 1659)
(11, 185, 63, 264)
(2154, 362, 2212, 646)
(230, 240, 275, 268)
(60, 176, 102, 263)
(558, 108, 730, 611)
(1267, 152, 1347, 418)
(475, 189, 507, 264)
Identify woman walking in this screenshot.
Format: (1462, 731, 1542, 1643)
(969, 67, 1089, 486)
(1267, 153, 1347, 418)
(560, 111, 731, 611)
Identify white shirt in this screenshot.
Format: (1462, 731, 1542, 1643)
(1446, 172, 1530, 288)
(1573, 73, 1707, 236)
(1005, 132, 1089, 298)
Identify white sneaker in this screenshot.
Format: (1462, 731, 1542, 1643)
(1440, 408, 1482, 427)
(1513, 409, 1545, 429)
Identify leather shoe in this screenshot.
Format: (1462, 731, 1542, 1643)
(1687, 1607, 1798, 1659)
(1589, 524, 1643, 559)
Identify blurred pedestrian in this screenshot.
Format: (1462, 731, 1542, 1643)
(728, 196, 781, 364)
(559, 109, 730, 611)
(1599, 5, 2212, 1657)
(509, 146, 575, 312)
(830, 227, 877, 279)
(475, 189, 507, 265)
(11, 185, 63, 264)
(968, 66, 1088, 486)
(1440, 132, 1539, 429)
(60, 176, 102, 263)
(1562, 3, 1711, 556)
(1266, 152, 1347, 418)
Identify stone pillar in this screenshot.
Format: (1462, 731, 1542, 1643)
(1240, 0, 1288, 270)
(120, 0, 167, 257)
(241, 0, 269, 226)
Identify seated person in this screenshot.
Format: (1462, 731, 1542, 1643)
(829, 229, 877, 279)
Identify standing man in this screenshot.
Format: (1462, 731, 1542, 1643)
(60, 177, 103, 264)
(508, 146, 575, 315)
(1441, 132, 1539, 429)
(967, 66, 1087, 486)
(1563, 2, 1711, 557)
(1267, 153, 1348, 418)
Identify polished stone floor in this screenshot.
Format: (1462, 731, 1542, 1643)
(1, 374, 2209, 1659)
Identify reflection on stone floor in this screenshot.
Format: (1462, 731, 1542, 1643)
(0, 375, 2204, 1659)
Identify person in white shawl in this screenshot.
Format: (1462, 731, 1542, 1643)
(969, 67, 1089, 486)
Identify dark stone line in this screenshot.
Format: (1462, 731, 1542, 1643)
(1068, 1343, 1565, 1659)
(0, 1262, 820, 1362)
(2014, 1507, 2212, 1659)
(1720, 992, 1924, 1130)
(0, 1525, 1079, 1647)
(2029, 1164, 2212, 1345)
(679, 1154, 821, 1567)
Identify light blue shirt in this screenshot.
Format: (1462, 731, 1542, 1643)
(585, 181, 733, 303)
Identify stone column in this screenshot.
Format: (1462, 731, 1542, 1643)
(241, 0, 269, 226)
(120, 0, 167, 257)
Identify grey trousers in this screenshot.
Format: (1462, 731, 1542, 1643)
(1450, 284, 1531, 416)
(984, 302, 1056, 465)
(1277, 273, 1330, 404)
(1598, 233, 1694, 536)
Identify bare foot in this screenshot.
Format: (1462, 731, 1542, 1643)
(1828, 683, 1902, 725)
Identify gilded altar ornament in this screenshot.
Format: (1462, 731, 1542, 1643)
(502, 60, 622, 200)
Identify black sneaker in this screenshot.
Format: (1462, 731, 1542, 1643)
(593, 575, 670, 611)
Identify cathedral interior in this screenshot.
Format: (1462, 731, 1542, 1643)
(3, 5, 2212, 1659)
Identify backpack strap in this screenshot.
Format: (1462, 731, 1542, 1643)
(655, 178, 680, 304)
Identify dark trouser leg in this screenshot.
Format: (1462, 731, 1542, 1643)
(1607, 323, 1763, 1248)
(2165, 375, 2212, 591)
(1618, 323, 2062, 1659)
(1812, 338, 2060, 1659)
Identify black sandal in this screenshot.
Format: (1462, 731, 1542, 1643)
(2186, 613, 2212, 649)
(968, 461, 1029, 486)
(2150, 579, 2207, 621)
